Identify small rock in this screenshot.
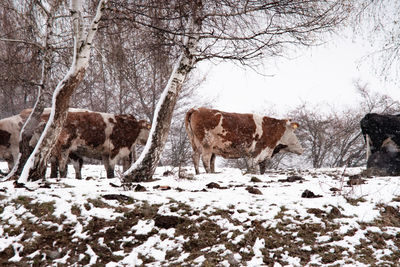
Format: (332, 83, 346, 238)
(109, 182, 121, 188)
(163, 170, 174, 176)
(102, 194, 134, 202)
(328, 206, 342, 218)
(278, 175, 304, 183)
(206, 182, 221, 189)
(39, 182, 51, 189)
(287, 175, 304, 182)
(246, 186, 262, 195)
(153, 185, 171, 190)
(347, 175, 366, 186)
(14, 181, 25, 188)
(301, 189, 322, 198)
(250, 177, 262, 183)
(154, 215, 183, 229)
(134, 184, 146, 192)
(329, 187, 340, 192)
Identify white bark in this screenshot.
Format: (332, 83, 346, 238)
(18, 0, 107, 184)
(2, 0, 54, 182)
(124, 16, 202, 182)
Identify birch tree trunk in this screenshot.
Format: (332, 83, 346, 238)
(6, 3, 54, 180)
(18, 0, 107, 184)
(123, 15, 202, 183)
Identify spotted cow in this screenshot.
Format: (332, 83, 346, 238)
(29, 108, 151, 179)
(185, 107, 304, 174)
(0, 112, 30, 172)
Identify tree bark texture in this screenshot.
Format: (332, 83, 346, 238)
(24, 70, 86, 181)
(124, 13, 202, 183)
(18, 0, 106, 183)
(4, 5, 54, 181)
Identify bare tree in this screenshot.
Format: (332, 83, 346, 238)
(18, 0, 107, 183)
(7, 1, 66, 180)
(117, 0, 353, 183)
(354, 1, 400, 83)
(288, 82, 400, 169)
(0, 0, 71, 180)
(163, 120, 192, 172)
(0, 0, 47, 117)
(161, 72, 205, 170)
(355, 80, 400, 114)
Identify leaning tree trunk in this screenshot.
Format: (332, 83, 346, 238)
(123, 14, 202, 183)
(18, 0, 107, 184)
(6, 6, 54, 181)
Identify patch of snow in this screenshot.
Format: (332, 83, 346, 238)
(132, 219, 155, 235)
(247, 238, 265, 267)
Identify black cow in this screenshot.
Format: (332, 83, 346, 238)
(360, 113, 400, 176)
(366, 138, 400, 176)
(360, 113, 400, 156)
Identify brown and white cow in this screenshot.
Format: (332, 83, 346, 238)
(0, 113, 28, 172)
(31, 108, 151, 179)
(185, 107, 303, 174)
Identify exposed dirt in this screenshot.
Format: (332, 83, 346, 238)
(1, 167, 400, 266)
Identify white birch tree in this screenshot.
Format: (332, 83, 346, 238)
(18, 0, 107, 184)
(4, 0, 56, 181)
(124, 18, 202, 182)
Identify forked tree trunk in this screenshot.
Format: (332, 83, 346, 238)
(15, 104, 46, 176)
(6, 9, 53, 180)
(20, 70, 86, 181)
(123, 14, 202, 183)
(18, 0, 107, 183)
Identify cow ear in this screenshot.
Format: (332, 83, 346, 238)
(290, 122, 299, 130)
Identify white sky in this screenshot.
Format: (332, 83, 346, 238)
(197, 35, 400, 116)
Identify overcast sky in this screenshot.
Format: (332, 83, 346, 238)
(197, 35, 400, 116)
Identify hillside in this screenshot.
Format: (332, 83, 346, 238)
(1, 163, 399, 266)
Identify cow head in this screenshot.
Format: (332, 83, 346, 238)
(277, 120, 303, 155)
(137, 120, 151, 145)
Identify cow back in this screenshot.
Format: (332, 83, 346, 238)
(186, 107, 287, 159)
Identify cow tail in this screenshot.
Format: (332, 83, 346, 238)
(185, 108, 196, 146)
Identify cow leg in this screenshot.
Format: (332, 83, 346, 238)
(103, 156, 115, 178)
(259, 159, 267, 175)
(131, 147, 137, 162)
(59, 165, 67, 178)
(192, 151, 201, 174)
(245, 157, 257, 174)
(201, 152, 213, 173)
(122, 156, 131, 173)
(6, 157, 14, 174)
(69, 153, 83, 179)
(365, 134, 371, 160)
(210, 153, 216, 173)
(50, 157, 59, 178)
(58, 153, 69, 178)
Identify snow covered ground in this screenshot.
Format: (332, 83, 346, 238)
(1, 162, 400, 266)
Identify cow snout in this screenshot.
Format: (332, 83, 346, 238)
(289, 144, 304, 155)
(295, 147, 304, 155)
